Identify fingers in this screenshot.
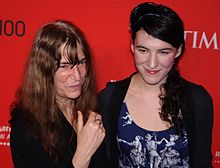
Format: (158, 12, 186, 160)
(94, 116, 102, 126)
(77, 111, 105, 140)
(88, 112, 103, 126)
(94, 113, 101, 120)
(76, 111, 83, 134)
(98, 126, 105, 139)
(94, 114, 105, 139)
(74, 111, 105, 161)
(87, 111, 96, 122)
(87, 111, 105, 137)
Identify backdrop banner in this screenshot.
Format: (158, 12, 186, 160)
(1, 0, 220, 167)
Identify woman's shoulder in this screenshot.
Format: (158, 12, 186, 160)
(181, 78, 213, 103)
(9, 106, 31, 125)
(10, 106, 28, 131)
(99, 73, 135, 95)
(9, 106, 39, 139)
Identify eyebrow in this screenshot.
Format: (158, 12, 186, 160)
(136, 45, 174, 51)
(60, 57, 86, 64)
(59, 62, 70, 65)
(136, 45, 148, 49)
(79, 57, 86, 62)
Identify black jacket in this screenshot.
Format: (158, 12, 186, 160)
(9, 107, 105, 168)
(98, 74, 213, 168)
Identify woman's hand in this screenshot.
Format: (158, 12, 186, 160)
(72, 111, 105, 168)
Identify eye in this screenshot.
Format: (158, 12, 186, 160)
(59, 64, 71, 69)
(138, 48, 148, 53)
(78, 58, 86, 65)
(159, 51, 169, 55)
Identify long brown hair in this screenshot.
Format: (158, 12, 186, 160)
(10, 20, 97, 160)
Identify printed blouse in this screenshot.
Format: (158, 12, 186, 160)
(117, 101, 190, 168)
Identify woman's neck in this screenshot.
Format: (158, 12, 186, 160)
(56, 97, 74, 125)
(132, 73, 161, 93)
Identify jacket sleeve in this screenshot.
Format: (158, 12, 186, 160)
(191, 85, 214, 168)
(10, 120, 74, 168)
(97, 82, 118, 168)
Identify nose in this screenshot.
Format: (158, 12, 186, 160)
(147, 53, 158, 69)
(69, 65, 82, 81)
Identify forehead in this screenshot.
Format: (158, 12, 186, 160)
(60, 43, 85, 61)
(134, 29, 174, 49)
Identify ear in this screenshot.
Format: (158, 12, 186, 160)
(131, 42, 134, 53)
(175, 45, 182, 58)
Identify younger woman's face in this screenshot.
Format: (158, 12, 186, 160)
(131, 29, 181, 87)
(54, 44, 87, 102)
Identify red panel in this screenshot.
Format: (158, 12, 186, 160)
(1, 0, 220, 167)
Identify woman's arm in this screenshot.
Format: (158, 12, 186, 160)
(72, 111, 105, 168)
(10, 120, 59, 168)
(192, 85, 214, 168)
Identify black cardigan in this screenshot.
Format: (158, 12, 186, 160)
(98, 74, 213, 168)
(9, 107, 105, 168)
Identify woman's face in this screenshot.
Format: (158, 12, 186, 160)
(131, 29, 181, 86)
(54, 44, 87, 102)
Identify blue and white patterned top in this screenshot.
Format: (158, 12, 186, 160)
(117, 101, 190, 168)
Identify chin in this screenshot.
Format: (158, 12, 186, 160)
(68, 92, 81, 99)
(141, 74, 167, 85)
(144, 78, 164, 86)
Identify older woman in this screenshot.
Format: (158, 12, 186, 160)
(10, 20, 105, 168)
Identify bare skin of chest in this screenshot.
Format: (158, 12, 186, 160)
(125, 87, 171, 131)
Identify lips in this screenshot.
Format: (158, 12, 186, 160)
(66, 82, 82, 88)
(146, 69, 160, 74)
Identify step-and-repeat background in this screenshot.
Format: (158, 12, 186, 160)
(1, 0, 220, 167)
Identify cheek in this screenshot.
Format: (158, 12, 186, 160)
(134, 53, 145, 65)
(53, 73, 67, 92)
(160, 57, 175, 68)
(54, 72, 67, 83)
(80, 69, 87, 77)
(79, 66, 87, 77)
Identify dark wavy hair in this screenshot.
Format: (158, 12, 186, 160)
(10, 20, 98, 160)
(130, 2, 186, 135)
